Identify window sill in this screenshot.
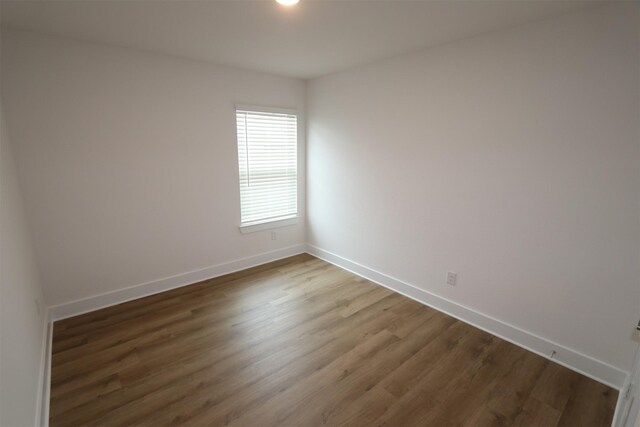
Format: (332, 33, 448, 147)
(239, 216, 299, 234)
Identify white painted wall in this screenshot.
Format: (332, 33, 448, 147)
(307, 3, 640, 373)
(1, 102, 48, 426)
(1, 30, 306, 307)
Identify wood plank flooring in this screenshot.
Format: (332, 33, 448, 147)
(50, 254, 617, 426)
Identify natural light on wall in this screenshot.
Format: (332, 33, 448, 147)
(236, 107, 298, 230)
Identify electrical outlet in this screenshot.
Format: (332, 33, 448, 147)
(271, 231, 277, 241)
(446, 272, 457, 286)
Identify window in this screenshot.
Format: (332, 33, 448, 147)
(236, 106, 298, 232)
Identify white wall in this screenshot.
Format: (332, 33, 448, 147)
(1, 101, 48, 426)
(307, 3, 640, 374)
(1, 30, 306, 308)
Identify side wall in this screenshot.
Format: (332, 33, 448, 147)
(1, 30, 306, 310)
(307, 3, 640, 378)
(1, 102, 48, 425)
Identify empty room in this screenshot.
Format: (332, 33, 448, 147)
(1, 0, 639, 426)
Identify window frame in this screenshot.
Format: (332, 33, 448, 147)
(235, 104, 300, 234)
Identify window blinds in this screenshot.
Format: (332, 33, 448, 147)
(236, 108, 298, 225)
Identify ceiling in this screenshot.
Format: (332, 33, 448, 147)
(1, 0, 602, 79)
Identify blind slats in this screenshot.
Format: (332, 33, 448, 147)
(236, 109, 298, 224)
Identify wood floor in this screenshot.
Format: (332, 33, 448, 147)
(50, 254, 617, 426)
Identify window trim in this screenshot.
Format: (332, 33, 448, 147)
(239, 215, 300, 234)
(235, 104, 299, 233)
(235, 104, 298, 116)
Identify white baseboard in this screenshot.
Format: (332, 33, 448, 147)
(40, 321, 53, 427)
(35, 311, 52, 427)
(49, 244, 306, 321)
(306, 244, 627, 390)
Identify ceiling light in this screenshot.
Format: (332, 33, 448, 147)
(276, 0, 299, 6)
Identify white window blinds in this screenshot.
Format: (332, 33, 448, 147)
(236, 108, 298, 225)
